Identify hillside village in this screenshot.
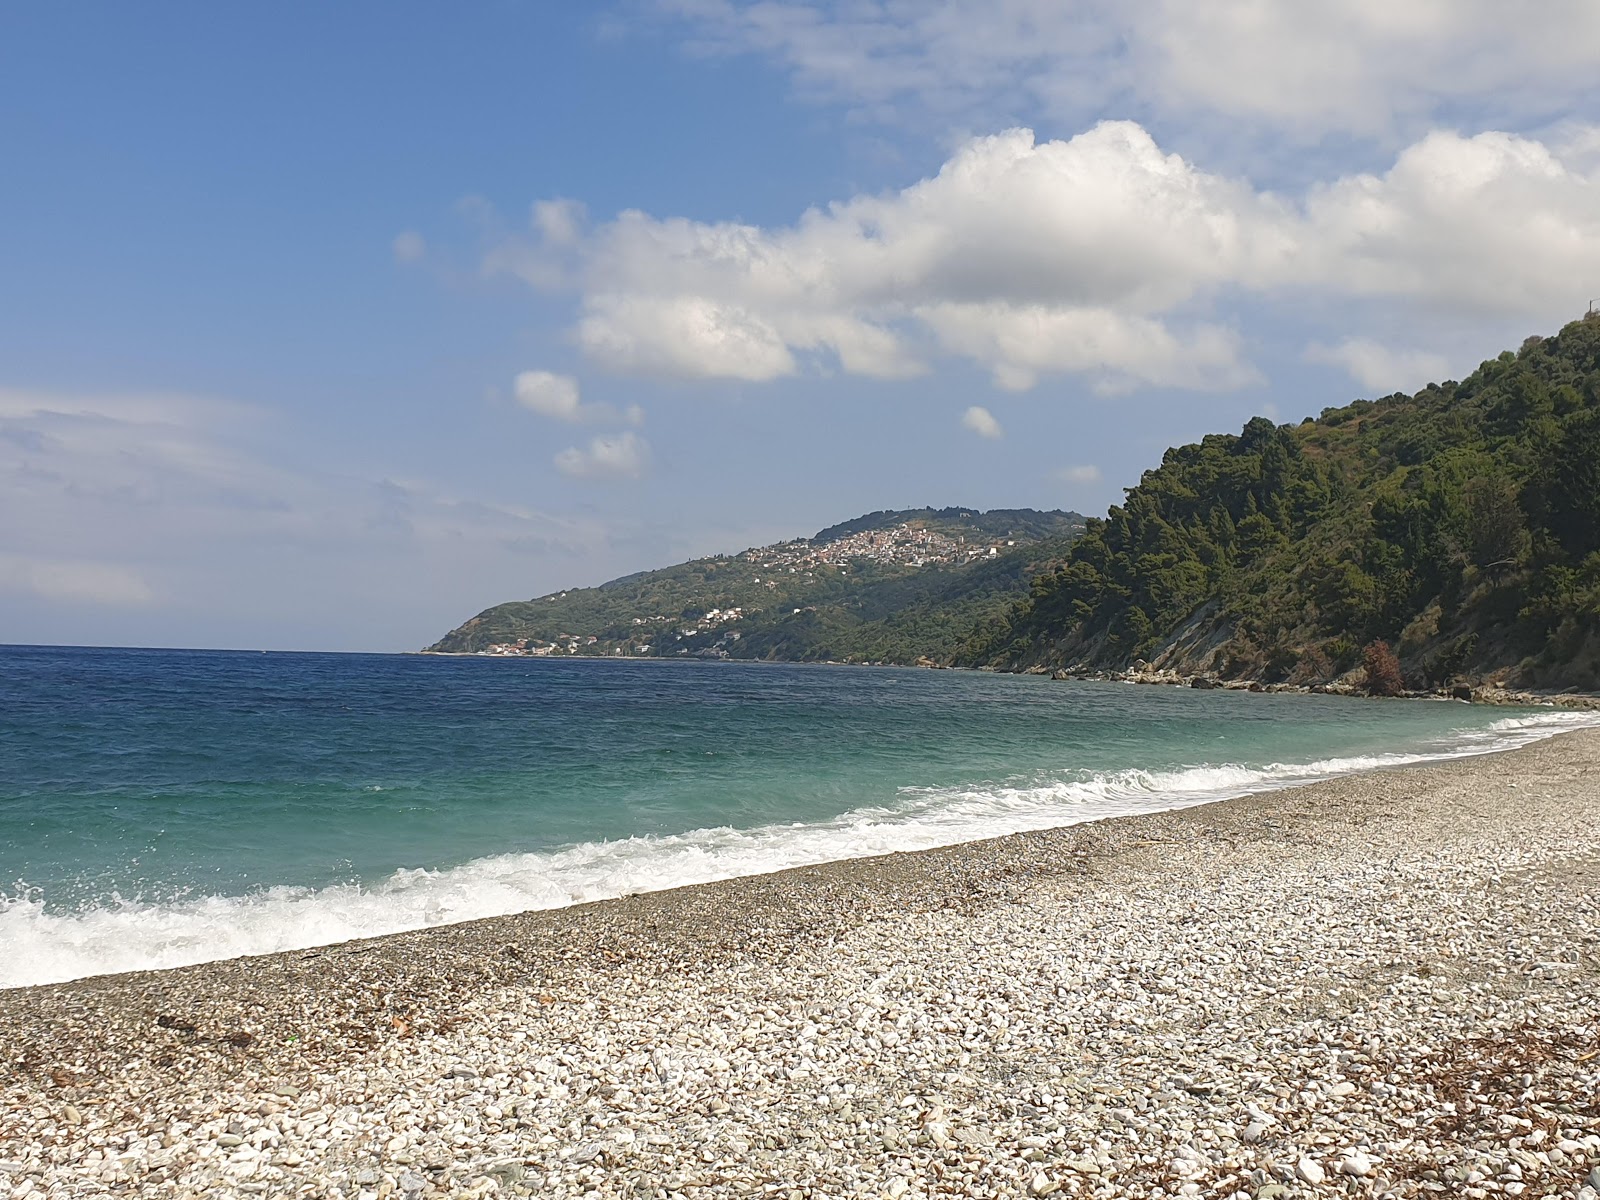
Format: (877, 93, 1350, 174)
(481, 605, 752, 658)
(477, 521, 1022, 658)
(744, 522, 1016, 576)
(435, 507, 1085, 665)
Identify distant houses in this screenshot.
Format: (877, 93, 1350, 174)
(476, 521, 1023, 659)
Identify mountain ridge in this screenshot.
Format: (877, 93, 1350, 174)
(426, 507, 1086, 664)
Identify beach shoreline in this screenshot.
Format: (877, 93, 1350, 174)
(414, 648, 1600, 711)
(5, 731, 1599, 1197)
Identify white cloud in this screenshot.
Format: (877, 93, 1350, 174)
(922, 303, 1256, 393)
(534, 199, 586, 247)
(554, 430, 651, 480)
(1306, 339, 1452, 394)
(661, 0, 1600, 143)
(513, 370, 646, 425)
(1295, 130, 1600, 318)
(493, 122, 1280, 390)
(1137, 0, 1600, 139)
(960, 405, 1002, 439)
(514, 370, 584, 421)
(577, 294, 798, 382)
(486, 120, 1600, 395)
(392, 230, 427, 263)
(1056, 465, 1102, 485)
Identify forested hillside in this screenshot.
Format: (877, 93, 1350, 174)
(965, 314, 1600, 689)
(427, 508, 1084, 664)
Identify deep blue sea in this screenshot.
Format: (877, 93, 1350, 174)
(3, 644, 1593, 987)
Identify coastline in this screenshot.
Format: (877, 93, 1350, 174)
(5, 731, 1599, 1197)
(1025, 664, 1600, 710)
(418, 648, 1600, 710)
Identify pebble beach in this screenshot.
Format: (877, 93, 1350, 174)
(4, 730, 1599, 1200)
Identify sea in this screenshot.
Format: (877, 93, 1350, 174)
(3, 644, 1595, 989)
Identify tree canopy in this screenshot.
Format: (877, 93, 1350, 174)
(964, 315, 1600, 689)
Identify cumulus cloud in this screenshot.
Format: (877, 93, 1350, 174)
(392, 231, 427, 263)
(554, 430, 651, 480)
(493, 122, 1279, 390)
(577, 294, 798, 382)
(960, 405, 1002, 439)
(485, 120, 1600, 395)
(1296, 130, 1600, 318)
(514, 371, 584, 421)
(923, 303, 1256, 393)
(661, 0, 1600, 143)
(1056, 464, 1102, 485)
(1306, 339, 1452, 394)
(513, 370, 646, 425)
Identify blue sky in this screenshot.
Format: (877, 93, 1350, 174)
(4, 2, 1599, 650)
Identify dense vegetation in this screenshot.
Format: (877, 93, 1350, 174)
(965, 314, 1600, 689)
(428, 508, 1085, 665)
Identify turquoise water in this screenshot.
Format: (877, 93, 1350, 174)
(2, 644, 1593, 987)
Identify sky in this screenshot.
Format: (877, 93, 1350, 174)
(3, 2, 1599, 651)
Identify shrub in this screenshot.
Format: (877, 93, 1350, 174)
(1361, 639, 1405, 696)
(1324, 637, 1359, 673)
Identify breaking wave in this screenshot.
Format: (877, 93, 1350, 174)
(4, 708, 1596, 988)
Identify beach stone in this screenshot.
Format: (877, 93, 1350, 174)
(485, 1161, 524, 1185)
(1295, 1157, 1326, 1185)
(1337, 1151, 1373, 1176)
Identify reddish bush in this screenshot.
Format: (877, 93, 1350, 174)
(1361, 639, 1405, 696)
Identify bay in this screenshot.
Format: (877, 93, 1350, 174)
(1, 644, 1591, 987)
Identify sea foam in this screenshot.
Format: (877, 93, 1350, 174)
(4, 708, 1595, 988)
